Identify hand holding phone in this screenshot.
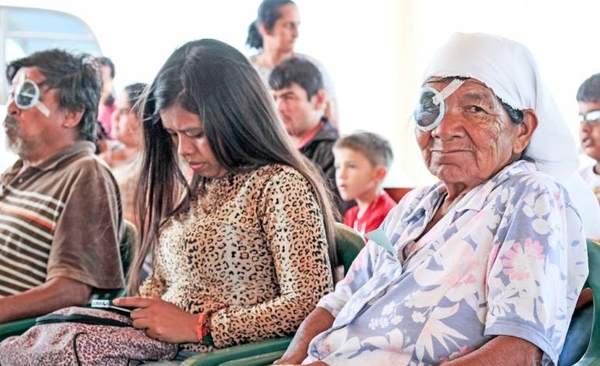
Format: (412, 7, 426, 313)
(91, 299, 136, 315)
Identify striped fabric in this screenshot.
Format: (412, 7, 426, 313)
(0, 142, 124, 298)
(0, 184, 64, 295)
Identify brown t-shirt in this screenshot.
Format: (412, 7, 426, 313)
(0, 142, 124, 296)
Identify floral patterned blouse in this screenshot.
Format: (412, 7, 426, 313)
(306, 160, 587, 366)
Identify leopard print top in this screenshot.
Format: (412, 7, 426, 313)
(139, 164, 333, 350)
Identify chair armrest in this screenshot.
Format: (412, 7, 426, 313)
(181, 337, 292, 366)
(0, 317, 37, 340)
(572, 241, 600, 366)
(572, 299, 600, 366)
(572, 356, 600, 366)
(219, 350, 286, 366)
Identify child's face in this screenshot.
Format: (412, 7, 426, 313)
(333, 147, 383, 202)
(579, 100, 600, 162)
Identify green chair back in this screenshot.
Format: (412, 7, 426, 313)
(334, 222, 366, 274)
(93, 220, 137, 300)
(570, 240, 600, 366)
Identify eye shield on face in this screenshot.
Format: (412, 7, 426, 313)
(578, 110, 600, 124)
(413, 79, 465, 131)
(9, 78, 50, 117)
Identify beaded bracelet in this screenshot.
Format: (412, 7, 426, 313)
(196, 310, 214, 346)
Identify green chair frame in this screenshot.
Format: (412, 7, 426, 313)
(181, 222, 366, 366)
(570, 240, 600, 366)
(0, 220, 137, 341)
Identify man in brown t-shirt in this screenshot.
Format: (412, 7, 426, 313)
(0, 49, 123, 323)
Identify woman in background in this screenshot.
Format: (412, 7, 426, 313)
(100, 82, 146, 227)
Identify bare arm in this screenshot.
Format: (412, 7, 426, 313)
(576, 288, 593, 309)
(274, 307, 335, 365)
(444, 335, 542, 366)
(0, 277, 91, 323)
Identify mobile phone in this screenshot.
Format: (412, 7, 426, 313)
(91, 299, 135, 315)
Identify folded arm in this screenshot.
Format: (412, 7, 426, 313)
(274, 307, 335, 365)
(444, 335, 542, 365)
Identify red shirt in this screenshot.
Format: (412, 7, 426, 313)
(343, 191, 397, 236)
(296, 120, 325, 149)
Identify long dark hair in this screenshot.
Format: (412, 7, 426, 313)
(128, 38, 338, 292)
(246, 0, 295, 50)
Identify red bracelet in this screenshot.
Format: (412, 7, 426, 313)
(195, 312, 206, 343)
(195, 310, 214, 346)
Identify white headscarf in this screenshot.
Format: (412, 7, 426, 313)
(423, 32, 600, 239)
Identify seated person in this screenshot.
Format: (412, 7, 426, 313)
(0, 49, 123, 323)
(576, 73, 600, 203)
(274, 32, 600, 366)
(269, 57, 349, 218)
(332, 131, 396, 236)
(100, 82, 147, 227)
(113, 39, 337, 363)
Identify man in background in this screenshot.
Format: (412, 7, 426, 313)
(576, 73, 600, 205)
(269, 57, 349, 217)
(0, 49, 123, 323)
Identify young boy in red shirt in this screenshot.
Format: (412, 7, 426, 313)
(333, 131, 396, 236)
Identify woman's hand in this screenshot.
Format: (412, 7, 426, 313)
(114, 296, 199, 343)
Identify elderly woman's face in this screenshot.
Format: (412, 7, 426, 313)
(416, 79, 525, 190)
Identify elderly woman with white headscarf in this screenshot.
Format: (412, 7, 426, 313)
(274, 33, 599, 366)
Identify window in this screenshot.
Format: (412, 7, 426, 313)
(0, 6, 102, 102)
(0, 6, 101, 171)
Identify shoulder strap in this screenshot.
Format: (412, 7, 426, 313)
(36, 313, 131, 328)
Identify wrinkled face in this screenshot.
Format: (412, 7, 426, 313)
(272, 83, 320, 137)
(578, 100, 600, 162)
(415, 78, 527, 189)
(160, 104, 227, 179)
(263, 3, 300, 53)
(333, 147, 381, 202)
(111, 91, 142, 146)
(5, 67, 61, 158)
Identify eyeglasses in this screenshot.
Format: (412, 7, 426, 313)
(413, 79, 465, 131)
(9, 79, 50, 117)
(578, 110, 600, 124)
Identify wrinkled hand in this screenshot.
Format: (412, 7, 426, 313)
(114, 296, 198, 343)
